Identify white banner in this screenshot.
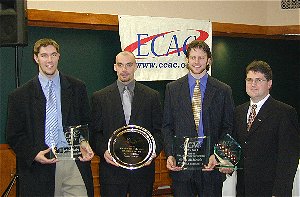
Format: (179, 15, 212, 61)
(119, 15, 212, 81)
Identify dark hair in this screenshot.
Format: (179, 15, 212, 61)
(186, 40, 212, 59)
(33, 38, 60, 56)
(246, 60, 272, 81)
(186, 40, 212, 70)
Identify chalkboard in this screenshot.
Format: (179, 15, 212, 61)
(0, 26, 299, 143)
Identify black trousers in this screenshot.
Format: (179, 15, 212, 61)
(100, 181, 154, 197)
(172, 170, 223, 197)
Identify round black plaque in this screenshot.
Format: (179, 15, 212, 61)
(108, 125, 156, 170)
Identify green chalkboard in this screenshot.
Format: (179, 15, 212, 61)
(0, 26, 299, 143)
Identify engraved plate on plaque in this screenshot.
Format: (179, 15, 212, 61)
(108, 125, 156, 170)
(174, 136, 210, 170)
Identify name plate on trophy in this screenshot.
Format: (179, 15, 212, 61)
(50, 124, 89, 160)
(214, 134, 242, 169)
(174, 136, 210, 170)
(108, 125, 156, 170)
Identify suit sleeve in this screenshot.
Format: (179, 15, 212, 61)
(162, 84, 174, 157)
(79, 83, 91, 126)
(6, 93, 41, 167)
(151, 91, 163, 155)
(221, 86, 235, 138)
(273, 107, 300, 195)
(90, 93, 107, 160)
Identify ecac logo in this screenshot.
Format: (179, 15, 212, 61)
(124, 29, 209, 59)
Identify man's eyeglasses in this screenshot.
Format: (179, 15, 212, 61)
(245, 78, 267, 84)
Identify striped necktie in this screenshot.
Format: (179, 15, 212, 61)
(45, 80, 59, 147)
(192, 80, 202, 132)
(247, 104, 257, 131)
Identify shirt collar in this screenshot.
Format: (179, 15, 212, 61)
(117, 80, 135, 93)
(250, 94, 270, 109)
(38, 71, 60, 88)
(188, 72, 208, 87)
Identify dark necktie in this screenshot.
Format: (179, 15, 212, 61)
(247, 104, 257, 131)
(192, 80, 202, 132)
(45, 80, 59, 147)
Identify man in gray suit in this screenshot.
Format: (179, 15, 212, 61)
(90, 51, 163, 197)
(6, 38, 94, 197)
(234, 60, 299, 197)
(162, 40, 234, 197)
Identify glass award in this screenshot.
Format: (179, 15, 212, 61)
(214, 134, 242, 169)
(173, 136, 210, 170)
(108, 125, 156, 170)
(50, 124, 89, 160)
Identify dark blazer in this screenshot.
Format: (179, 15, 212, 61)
(162, 74, 234, 191)
(6, 73, 94, 197)
(90, 81, 163, 185)
(234, 96, 300, 197)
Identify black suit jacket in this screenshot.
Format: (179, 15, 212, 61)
(162, 74, 234, 183)
(90, 81, 163, 184)
(234, 96, 300, 197)
(6, 73, 94, 197)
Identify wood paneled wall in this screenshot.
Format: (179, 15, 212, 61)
(27, 9, 300, 40)
(0, 144, 16, 197)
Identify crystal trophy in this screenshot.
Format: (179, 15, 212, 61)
(214, 134, 242, 169)
(173, 136, 210, 170)
(50, 124, 89, 160)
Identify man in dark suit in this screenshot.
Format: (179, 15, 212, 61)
(162, 40, 235, 196)
(90, 51, 163, 197)
(234, 60, 300, 197)
(6, 38, 94, 197)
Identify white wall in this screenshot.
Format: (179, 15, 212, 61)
(27, 0, 300, 26)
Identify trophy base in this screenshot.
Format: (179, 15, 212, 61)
(50, 146, 81, 160)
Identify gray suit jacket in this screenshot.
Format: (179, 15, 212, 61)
(90, 81, 163, 184)
(234, 96, 300, 197)
(6, 73, 94, 197)
(162, 74, 234, 182)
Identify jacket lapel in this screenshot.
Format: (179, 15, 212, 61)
(33, 76, 46, 115)
(202, 76, 216, 115)
(130, 83, 143, 123)
(178, 76, 195, 132)
(248, 97, 273, 134)
(32, 77, 47, 146)
(239, 102, 250, 138)
(110, 82, 126, 125)
(60, 74, 72, 126)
